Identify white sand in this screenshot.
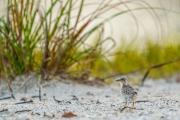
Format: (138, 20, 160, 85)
(0, 77, 180, 120)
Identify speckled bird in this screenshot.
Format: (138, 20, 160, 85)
(116, 76, 137, 108)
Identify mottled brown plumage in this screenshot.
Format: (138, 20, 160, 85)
(116, 76, 137, 108)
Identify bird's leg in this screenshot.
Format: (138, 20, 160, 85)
(124, 99, 128, 107)
(131, 96, 136, 109)
(132, 101, 135, 108)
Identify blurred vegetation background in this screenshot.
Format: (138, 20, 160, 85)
(0, 0, 180, 84)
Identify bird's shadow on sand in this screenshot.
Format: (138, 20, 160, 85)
(119, 106, 144, 112)
(119, 100, 151, 112)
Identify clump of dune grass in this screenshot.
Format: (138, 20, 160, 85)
(0, 0, 161, 81)
(1, 0, 179, 84)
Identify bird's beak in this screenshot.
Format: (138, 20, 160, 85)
(116, 79, 121, 81)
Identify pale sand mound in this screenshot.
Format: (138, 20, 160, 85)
(0, 77, 180, 120)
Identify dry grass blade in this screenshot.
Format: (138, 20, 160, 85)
(141, 57, 180, 86)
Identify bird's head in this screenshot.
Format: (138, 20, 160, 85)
(115, 76, 128, 85)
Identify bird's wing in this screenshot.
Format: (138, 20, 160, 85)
(126, 85, 138, 95)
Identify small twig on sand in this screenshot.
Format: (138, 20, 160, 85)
(122, 100, 151, 104)
(136, 100, 151, 103)
(0, 96, 13, 101)
(0, 109, 8, 113)
(53, 96, 62, 103)
(15, 110, 31, 114)
(31, 112, 41, 116)
(120, 107, 144, 112)
(120, 107, 134, 112)
(15, 100, 33, 105)
(31, 95, 40, 98)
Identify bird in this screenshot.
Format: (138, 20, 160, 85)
(116, 76, 137, 109)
